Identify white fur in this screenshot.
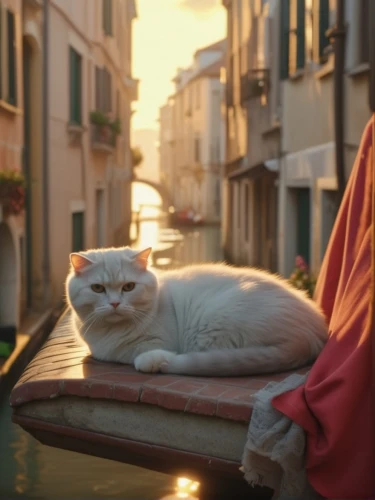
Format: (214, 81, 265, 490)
(65, 246, 328, 377)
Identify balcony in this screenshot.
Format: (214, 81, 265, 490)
(240, 69, 270, 105)
(90, 123, 117, 152)
(123, 76, 139, 102)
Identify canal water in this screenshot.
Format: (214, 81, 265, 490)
(0, 200, 223, 499)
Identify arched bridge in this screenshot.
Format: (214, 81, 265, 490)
(132, 178, 173, 211)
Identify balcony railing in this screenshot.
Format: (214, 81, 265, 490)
(90, 123, 117, 152)
(240, 69, 270, 104)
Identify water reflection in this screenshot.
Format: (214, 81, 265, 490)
(132, 218, 223, 268)
(161, 477, 200, 500)
(0, 214, 222, 499)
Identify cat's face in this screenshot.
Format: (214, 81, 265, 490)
(66, 247, 158, 325)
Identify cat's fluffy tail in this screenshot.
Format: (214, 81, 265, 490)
(162, 342, 324, 377)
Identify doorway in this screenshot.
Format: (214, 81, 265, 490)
(0, 223, 17, 326)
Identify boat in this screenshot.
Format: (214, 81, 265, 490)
(169, 209, 204, 227)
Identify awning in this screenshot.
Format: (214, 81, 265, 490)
(228, 158, 279, 180)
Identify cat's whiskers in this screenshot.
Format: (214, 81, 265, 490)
(81, 314, 102, 339)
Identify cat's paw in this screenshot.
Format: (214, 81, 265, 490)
(134, 349, 175, 373)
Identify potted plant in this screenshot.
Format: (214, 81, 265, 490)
(0, 169, 26, 216)
(89, 110, 111, 142)
(110, 118, 121, 136)
(289, 255, 316, 298)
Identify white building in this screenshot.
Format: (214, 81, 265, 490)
(159, 40, 226, 223)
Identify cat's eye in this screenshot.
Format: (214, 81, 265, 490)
(91, 284, 105, 293)
(122, 282, 135, 292)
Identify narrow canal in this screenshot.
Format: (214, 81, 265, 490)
(0, 207, 223, 499)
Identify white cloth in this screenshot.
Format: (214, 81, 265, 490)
(241, 373, 323, 500)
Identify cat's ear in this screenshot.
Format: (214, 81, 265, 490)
(70, 253, 94, 273)
(133, 247, 152, 271)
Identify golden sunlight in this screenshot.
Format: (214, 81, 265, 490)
(132, 0, 226, 130)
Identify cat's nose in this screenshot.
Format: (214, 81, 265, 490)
(110, 302, 120, 309)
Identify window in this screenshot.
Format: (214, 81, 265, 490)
(7, 10, 16, 105)
(280, 0, 290, 79)
(103, 0, 113, 36)
(359, 0, 369, 64)
(194, 136, 201, 163)
(72, 212, 85, 252)
(195, 81, 200, 109)
(69, 47, 82, 124)
(289, 0, 306, 74)
(95, 66, 112, 113)
(116, 89, 121, 117)
(296, 188, 311, 265)
(244, 183, 249, 243)
(0, 7, 17, 105)
(312, 0, 330, 63)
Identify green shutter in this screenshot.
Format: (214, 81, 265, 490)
(7, 10, 16, 106)
(103, 0, 113, 36)
(280, 0, 290, 80)
(319, 0, 329, 58)
(69, 48, 82, 124)
(72, 212, 85, 252)
(296, 188, 310, 265)
(69, 48, 75, 122)
(296, 0, 305, 69)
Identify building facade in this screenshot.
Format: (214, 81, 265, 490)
(48, 0, 138, 301)
(159, 40, 226, 223)
(222, 0, 281, 271)
(278, 0, 370, 277)
(223, 0, 371, 278)
(0, 0, 138, 329)
(0, 0, 26, 327)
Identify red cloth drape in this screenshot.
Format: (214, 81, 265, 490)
(273, 119, 375, 499)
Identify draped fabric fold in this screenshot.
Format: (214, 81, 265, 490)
(272, 119, 375, 499)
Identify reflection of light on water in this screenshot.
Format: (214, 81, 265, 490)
(159, 477, 200, 500)
(134, 221, 161, 250)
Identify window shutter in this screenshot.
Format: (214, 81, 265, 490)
(7, 9, 16, 106)
(72, 212, 85, 253)
(319, 0, 329, 58)
(313, 0, 329, 62)
(280, 0, 290, 80)
(296, 0, 305, 69)
(264, 16, 272, 70)
(359, 0, 370, 63)
(69, 48, 82, 124)
(103, 0, 107, 33)
(103, 0, 113, 36)
(69, 48, 75, 122)
(76, 53, 81, 123)
(95, 66, 101, 110)
(102, 68, 112, 113)
(289, 0, 297, 75)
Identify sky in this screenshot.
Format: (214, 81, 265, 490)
(132, 0, 226, 131)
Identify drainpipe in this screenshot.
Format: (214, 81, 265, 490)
(42, 0, 50, 304)
(330, 0, 346, 205)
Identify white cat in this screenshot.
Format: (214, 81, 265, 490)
(66, 246, 327, 376)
